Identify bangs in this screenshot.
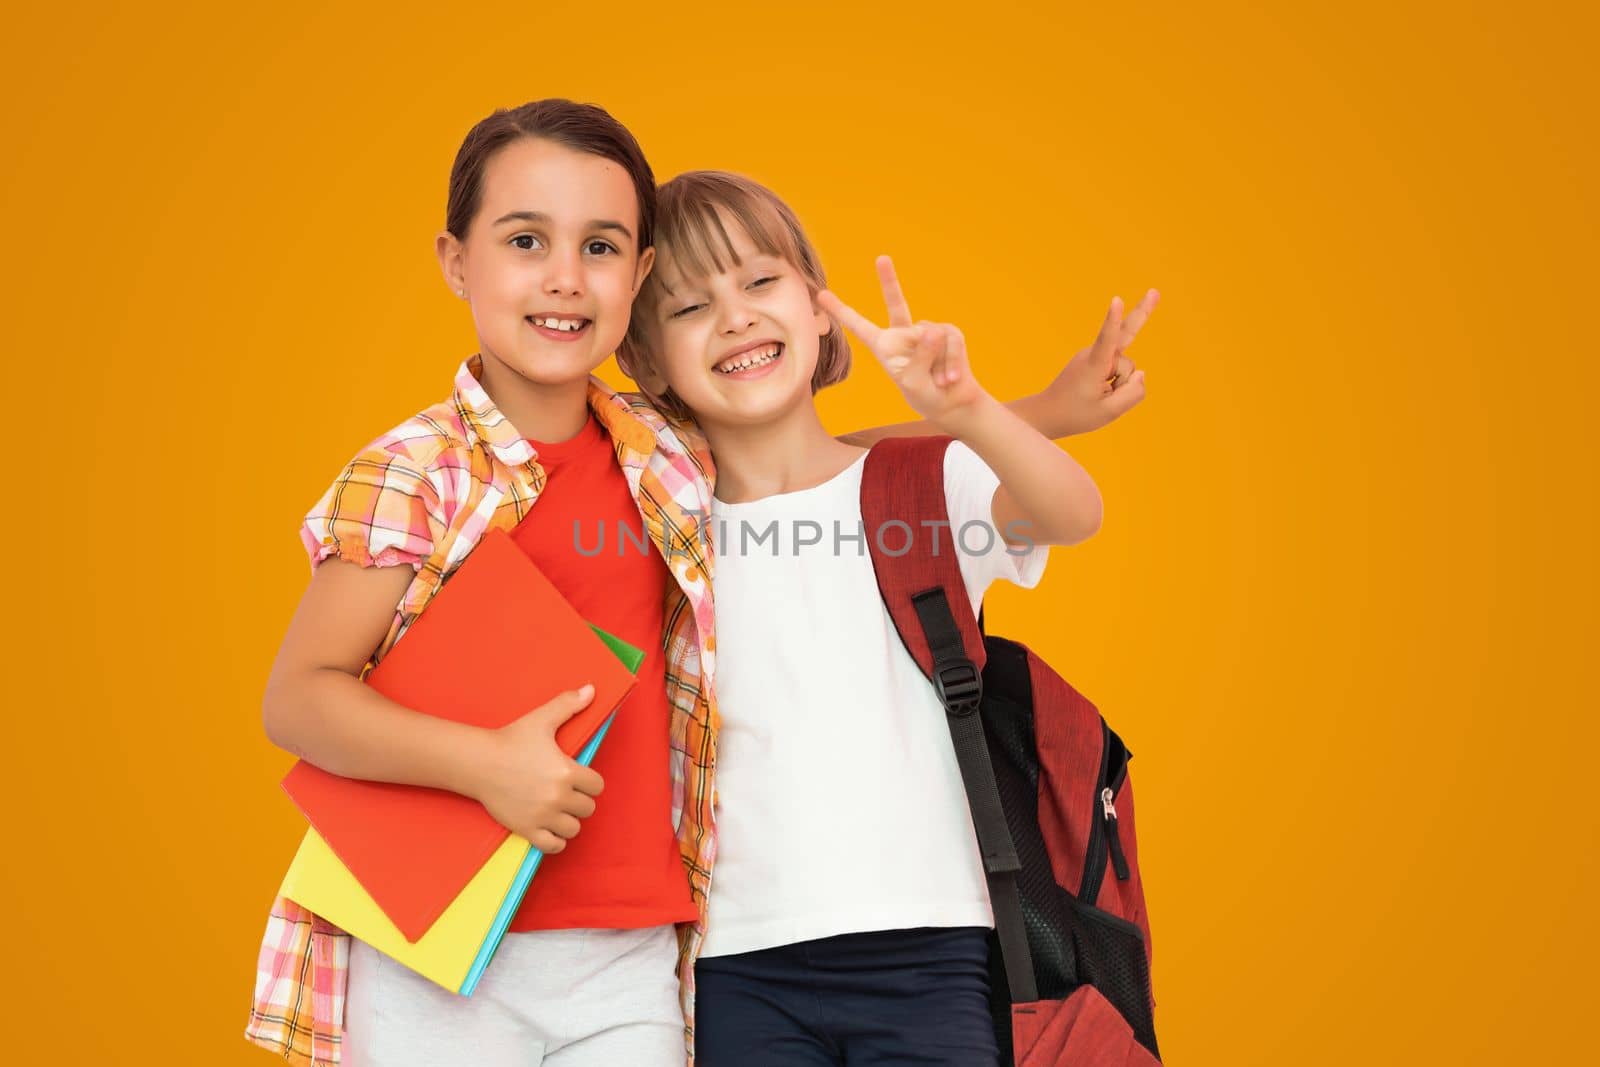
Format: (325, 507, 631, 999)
(650, 172, 809, 296)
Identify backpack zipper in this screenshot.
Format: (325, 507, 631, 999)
(1102, 786, 1130, 881)
(1079, 720, 1132, 901)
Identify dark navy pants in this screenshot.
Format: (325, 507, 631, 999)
(694, 927, 999, 1066)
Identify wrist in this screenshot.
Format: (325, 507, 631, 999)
(1042, 391, 1088, 438)
(439, 721, 501, 802)
(934, 390, 1004, 440)
(1019, 389, 1086, 439)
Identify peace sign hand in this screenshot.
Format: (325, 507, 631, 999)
(1040, 289, 1159, 436)
(817, 256, 990, 429)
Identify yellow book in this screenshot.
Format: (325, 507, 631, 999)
(279, 826, 528, 994)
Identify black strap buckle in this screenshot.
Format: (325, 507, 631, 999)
(934, 659, 983, 717)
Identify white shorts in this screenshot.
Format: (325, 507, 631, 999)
(343, 925, 684, 1067)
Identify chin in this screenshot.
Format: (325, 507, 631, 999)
(499, 344, 609, 387)
(718, 387, 814, 427)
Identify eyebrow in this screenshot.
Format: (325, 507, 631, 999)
(491, 210, 634, 241)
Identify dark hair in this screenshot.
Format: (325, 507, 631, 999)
(620, 170, 851, 422)
(445, 99, 655, 250)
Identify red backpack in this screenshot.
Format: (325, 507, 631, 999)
(861, 437, 1161, 1065)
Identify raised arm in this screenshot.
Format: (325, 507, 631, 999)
(837, 285, 1157, 446)
(821, 258, 1153, 546)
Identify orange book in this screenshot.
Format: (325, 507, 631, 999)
(281, 528, 639, 943)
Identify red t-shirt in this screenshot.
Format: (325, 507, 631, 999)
(506, 413, 697, 931)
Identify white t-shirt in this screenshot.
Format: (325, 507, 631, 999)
(699, 442, 1048, 959)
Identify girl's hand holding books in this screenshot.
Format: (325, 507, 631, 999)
(477, 685, 605, 854)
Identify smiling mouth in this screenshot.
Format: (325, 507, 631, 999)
(526, 315, 592, 336)
(714, 342, 784, 374)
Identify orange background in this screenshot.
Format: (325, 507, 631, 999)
(3, 1, 1594, 1063)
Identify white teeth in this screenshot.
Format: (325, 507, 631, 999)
(716, 344, 782, 374)
(534, 316, 586, 331)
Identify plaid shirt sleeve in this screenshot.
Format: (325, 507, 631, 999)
(300, 444, 446, 571)
(247, 443, 447, 1065)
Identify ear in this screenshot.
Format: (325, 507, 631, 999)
(436, 231, 467, 298)
(632, 245, 656, 295)
(812, 290, 832, 338)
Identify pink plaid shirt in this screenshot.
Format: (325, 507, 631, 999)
(245, 358, 721, 1065)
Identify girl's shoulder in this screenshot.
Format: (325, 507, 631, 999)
(344, 397, 475, 478)
(610, 389, 678, 433)
(611, 389, 711, 458)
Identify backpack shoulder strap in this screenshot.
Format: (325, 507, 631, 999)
(861, 435, 1040, 1004)
(859, 436, 986, 681)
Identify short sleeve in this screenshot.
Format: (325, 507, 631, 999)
(942, 441, 1048, 611)
(299, 446, 442, 571)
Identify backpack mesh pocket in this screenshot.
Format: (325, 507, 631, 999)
(981, 651, 1159, 1061)
(1066, 895, 1159, 1058)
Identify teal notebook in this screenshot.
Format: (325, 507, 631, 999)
(461, 625, 644, 995)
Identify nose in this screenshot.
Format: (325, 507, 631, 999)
(542, 244, 584, 298)
(716, 294, 758, 336)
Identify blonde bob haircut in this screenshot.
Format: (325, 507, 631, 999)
(620, 170, 851, 423)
